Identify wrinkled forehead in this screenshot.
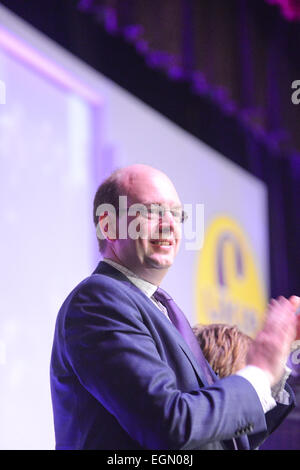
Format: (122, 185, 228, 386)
(121, 169, 182, 207)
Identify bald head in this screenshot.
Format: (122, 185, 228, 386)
(116, 164, 180, 207)
(111, 164, 175, 200)
(93, 164, 182, 284)
(119, 163, 159, 181)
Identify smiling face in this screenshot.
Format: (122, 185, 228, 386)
(103, 165, 183, 285)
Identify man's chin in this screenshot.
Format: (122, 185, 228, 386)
(144, 253, 174, 269)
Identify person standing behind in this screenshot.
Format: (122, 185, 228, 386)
(193, 323, 252, 378)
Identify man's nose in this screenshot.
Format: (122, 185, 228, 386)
(158, 210, 176, 233)
(161, 209, 175, 223)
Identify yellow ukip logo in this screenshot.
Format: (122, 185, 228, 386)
(195, 216, 267, 337)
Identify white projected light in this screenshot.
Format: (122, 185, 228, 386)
(0, 79, 5, 104)
(0, 6, 102, 450)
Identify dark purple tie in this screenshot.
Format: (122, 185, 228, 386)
(153, 287, 214, 385)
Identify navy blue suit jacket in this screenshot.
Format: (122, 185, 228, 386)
(50, 261, 295, 450)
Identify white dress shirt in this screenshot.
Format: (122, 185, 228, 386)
(103, 258, 170, 318)
(102, 258, 289, 414)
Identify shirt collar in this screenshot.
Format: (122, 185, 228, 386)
(103, 258, 157, 298)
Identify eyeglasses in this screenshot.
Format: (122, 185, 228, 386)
(120, 203, 188, 223)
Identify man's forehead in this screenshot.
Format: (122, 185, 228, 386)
(126, 184, 181, 207)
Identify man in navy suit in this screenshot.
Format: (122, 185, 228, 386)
(50, 164, 298, 450)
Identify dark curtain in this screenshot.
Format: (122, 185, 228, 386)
(80, 0, 300, 153)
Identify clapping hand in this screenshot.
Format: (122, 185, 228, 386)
(246, 296, 299, 386)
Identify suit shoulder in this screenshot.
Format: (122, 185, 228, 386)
(59, 272, 141, 315)
(55, 273, 148, 336)
(76, 272, 134, 297)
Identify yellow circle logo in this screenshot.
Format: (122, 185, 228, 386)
(195, 215, 267, 337)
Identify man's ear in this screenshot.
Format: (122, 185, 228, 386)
(96, 211, 117, 242)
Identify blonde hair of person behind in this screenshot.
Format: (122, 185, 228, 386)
(193, 323, 253, 378)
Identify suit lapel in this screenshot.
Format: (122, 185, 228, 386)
(93, 261, 216, 387)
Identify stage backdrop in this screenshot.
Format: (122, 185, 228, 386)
(0, 5, 268, 449)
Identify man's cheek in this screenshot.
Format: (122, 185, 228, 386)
(127, 216, 147, 240)
(147, 221, 160, 240)
(175, 225, 183, 242)
(140, 220, 152, 240)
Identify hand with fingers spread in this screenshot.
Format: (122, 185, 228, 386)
(246, 296, 298, 387)
(289, 296, 300, 340)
